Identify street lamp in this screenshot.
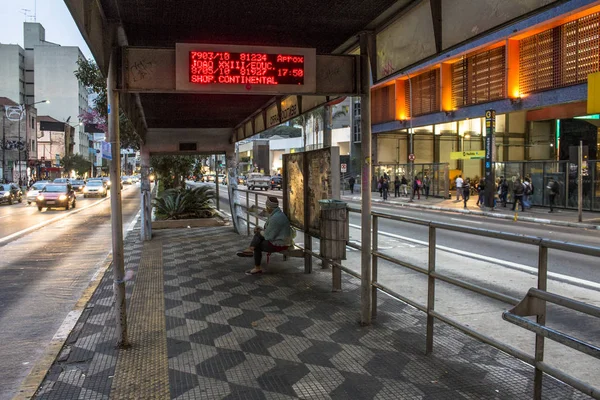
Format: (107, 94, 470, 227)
(18, 100, 49, 185)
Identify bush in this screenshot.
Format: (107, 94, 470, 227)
(153, 186, 215, 220)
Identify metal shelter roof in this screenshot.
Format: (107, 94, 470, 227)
(65, 0, 417, 139)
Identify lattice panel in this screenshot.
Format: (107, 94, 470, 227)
(452, 46, 505, 108)
(371, 84, 395, 124)
(405, 69, 439, 117)
(520, 12, 600, 94)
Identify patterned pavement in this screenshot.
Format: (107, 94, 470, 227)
(34, 225, 590, 399)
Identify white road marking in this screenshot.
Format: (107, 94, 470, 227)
(127, 208, 142, 232)
(451, 218, 483, 225)
(349, 223, 600, 291)
(52, 310, 83, 341)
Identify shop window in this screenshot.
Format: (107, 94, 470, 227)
(452, 46, 506, 108)
(520, 13, 600, 94)
(405, 69, 440, 117)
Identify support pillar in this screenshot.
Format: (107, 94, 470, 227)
(108, 48, 129, 348)
(226, 149, 240, 233)
(140, 145, 152, 241)
(359, 32, 373, 325)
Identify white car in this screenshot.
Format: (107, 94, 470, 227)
(27, 182, 48, 205)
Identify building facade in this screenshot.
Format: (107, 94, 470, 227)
(23, 23, 89, 159)
(0, 45, 25, 105)
(369, 0, 600, 209)
(0, 97, 38, 183)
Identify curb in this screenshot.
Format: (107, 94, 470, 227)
(344, 196, 600, 230)
(13, 253, 113, 400)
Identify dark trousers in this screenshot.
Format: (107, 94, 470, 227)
(500, 192, 508, 207)
(383, 188, 388, 200)
(549, 194, 556, 211)
(250, 233, 279, 266)
(394, 186, 400, 197)
(512, 195, 524, 211)
(350, 184, 354, 194)
(424, 186, 430, 198)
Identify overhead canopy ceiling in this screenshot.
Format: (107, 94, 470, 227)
(66, 0, 418, 135)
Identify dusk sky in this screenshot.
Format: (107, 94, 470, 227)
(0, 0, 92, 59)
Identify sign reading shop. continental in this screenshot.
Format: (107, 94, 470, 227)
(450, 150, 485, 160)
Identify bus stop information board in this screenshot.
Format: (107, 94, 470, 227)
(176, 43, 316, 94)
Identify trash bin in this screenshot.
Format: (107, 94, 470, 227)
(319, 199, 348, 260)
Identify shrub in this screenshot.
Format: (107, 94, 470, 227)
(153, 186, 215, 220)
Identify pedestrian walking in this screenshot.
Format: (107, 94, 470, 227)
(394, 176, 400, 197)
(401, 175, 408, 197)
(455, 175, 464, 201)
(462, 178, 471, 208)
(412, 177, 421, 200)
(423, 174, 431, 199)
(512, 178, 525, 212)
(547, 177, 559, 213)
(348, 176, 355, 194)
(476, 178, 485, 207)
(378, 176, 383, 197)
(382, 178, 389, 201)
(523, 177, 533, 209)
(499, 177, 509, 207)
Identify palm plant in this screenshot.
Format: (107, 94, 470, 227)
(153, 186, 216, 220)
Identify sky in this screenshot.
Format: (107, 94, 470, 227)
(0, 0, 92, 59)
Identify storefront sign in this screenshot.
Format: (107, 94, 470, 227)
(484, 110, 496, 208)
(450, 151, 485, 160)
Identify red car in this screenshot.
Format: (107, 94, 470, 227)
(36, 184, 77, 211)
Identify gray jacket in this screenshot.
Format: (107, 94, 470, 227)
(263, 207, 292, 246)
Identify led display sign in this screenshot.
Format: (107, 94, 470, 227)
(176, 44, 316, 94)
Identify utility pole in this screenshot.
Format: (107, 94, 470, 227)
(2, 112, 5, 183)
(578, 140, 583, 222)
(18, 111, 22, 186)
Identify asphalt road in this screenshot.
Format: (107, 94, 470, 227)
(0, 184, 141, 400)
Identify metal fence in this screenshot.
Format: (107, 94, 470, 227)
(495, 160, 600, 211)
(373, 162, 449, 198)
(231, 187, 600, 399)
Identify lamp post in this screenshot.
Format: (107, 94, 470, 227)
(19, 100, 49, 186)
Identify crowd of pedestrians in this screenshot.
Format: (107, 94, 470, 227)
(376, 172, 431, 202)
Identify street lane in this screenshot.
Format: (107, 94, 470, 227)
(0, 183, 142, 400)
(0, 185, 137, 241)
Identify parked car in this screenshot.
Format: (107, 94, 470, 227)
(246, 173, 270, 191)
(0, 183, 23, 205)
(83, 180, 108, 198)
(26, 182, 48, 205)
(71, 180, 86, 193)
(36, 184, 76, 211)
(270, 175, 282, 190)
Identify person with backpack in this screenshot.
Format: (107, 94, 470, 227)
(423, 174, 431, 199)
(394, 176, 401, 197)
(401, 175, 408, 197)
(499, 177, 509, 207)
(512, 178, 525, 212)
(412, 177, 421, 200)
(462, 178, 471, 208)
(348, 175, 355, 194)
(476, 178, 485, 207)
(382, 178, 389, 201)
(378, 176, 383, 197)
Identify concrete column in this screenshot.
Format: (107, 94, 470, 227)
(359, 32, 372, 325)
(226, 149, 240, 234)
(323, 105, 332, 148)
(108, 48, 129, 348)
(140, 145, 152, 241)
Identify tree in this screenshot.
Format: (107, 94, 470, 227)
(61, 154, 92, 177)
(150, 155, 197, 189)
(75, 58, 141, 150)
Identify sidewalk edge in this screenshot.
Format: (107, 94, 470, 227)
(345, 196, 600, 230)
(12, 253, 113, 400)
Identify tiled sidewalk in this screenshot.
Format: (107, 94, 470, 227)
(34, 225, 590, 399)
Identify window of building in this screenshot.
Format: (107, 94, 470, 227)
(405, 69, 440, 117)
(353, 101, 361, 118)
(520, 12, 600, 94)
(452, 46, 506, 108)
(353, 121, 361, 143)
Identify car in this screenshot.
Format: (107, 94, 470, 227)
(0, 183, 23, 205)
(132, 175, 140, 183)
(237, 176, 246, 185)
(53, 178, 70, 184)
(121, 176, 134, 185)
(270, 175, 282, 190)
(26, 182, 48, 205)
(218, 174, 227, 185)
(83, 180, 108, 198)
(36, 184, 76, 211)
(71, 179, 86, 192)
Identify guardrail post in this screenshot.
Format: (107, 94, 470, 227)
(372, 215, 378, 317)
(534, 244, 548, 399)
(245, 191, 250, 235)
(426, 225, 436, 354)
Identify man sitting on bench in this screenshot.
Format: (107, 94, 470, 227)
(237, 196, 292, 275)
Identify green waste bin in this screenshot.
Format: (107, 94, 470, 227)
(319, 199, 348, 260)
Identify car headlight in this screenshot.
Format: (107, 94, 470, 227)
(59, 195, 67, 201)
(99, 187, 105, 192)
(3, 192, 9, 197)
(83, 187, 89, 192)
(37, 195, 44, 201)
